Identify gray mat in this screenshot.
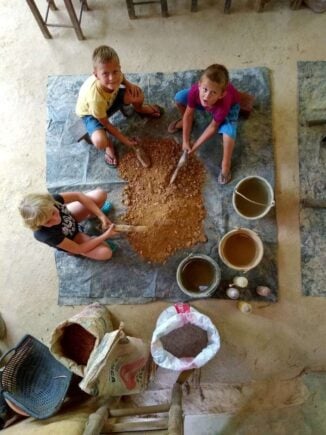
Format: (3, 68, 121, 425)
(46, 68, 278, 305)
(298, 61, 326, 297)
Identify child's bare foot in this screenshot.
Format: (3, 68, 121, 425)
(136, 104, 163, 118)
(168, 118, 183, 134)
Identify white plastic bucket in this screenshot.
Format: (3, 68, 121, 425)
(176, 254, 221, 298)
(232, 176, 275, 220)
(218, 228, 264, 273)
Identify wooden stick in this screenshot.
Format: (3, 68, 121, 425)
(109, 403, 170, 417)
(115, 224, 147, 233)
(301, 199, 326, 209)
(103, 417, 169, 432)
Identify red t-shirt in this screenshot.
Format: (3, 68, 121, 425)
(188, 82, 240, 124)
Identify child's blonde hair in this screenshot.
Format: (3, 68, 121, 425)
(19, 193, 57, 231)
(92, 45, 120, 68)
(201, 64, 229, 91)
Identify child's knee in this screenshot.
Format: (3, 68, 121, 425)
(93, 188, 107, 205)
(91, 131, 109, 150)
(175, 89, 189, 106)
(127, 91, 144, 106)
(223, 134, 235, 145)
(103, 246, 113, 260)
(95, 245, 113, 261)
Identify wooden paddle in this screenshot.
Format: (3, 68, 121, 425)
(115, 224, 147, 233)
(169, 150, 188, 185)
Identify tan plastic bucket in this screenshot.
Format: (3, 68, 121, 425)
(232, 176, 275, 220)
(218, 228, 264, 272)
(176, 254, 221, 298)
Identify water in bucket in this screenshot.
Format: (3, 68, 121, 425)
(223, 233, 257, 268)
(218, 228, 264, 272)
(233, 176, 274, 220)
(176, 254, 221, 297)
(180, 258, 215, 293)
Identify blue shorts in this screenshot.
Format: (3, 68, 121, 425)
(175, 88, 240, 140)
(81, 87, 126, 136)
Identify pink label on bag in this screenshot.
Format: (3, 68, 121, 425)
(174, 303, 190, 313)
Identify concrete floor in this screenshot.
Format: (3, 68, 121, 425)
(0, 0, 326, 422)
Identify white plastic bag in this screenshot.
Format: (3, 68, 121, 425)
(151, 303, 220, 371)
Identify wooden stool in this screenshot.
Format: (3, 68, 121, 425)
(83, 370, 194, 435)
(126, 0, 169, 18)
(84, 382, 183, 434)
(25, 0, 90, 40)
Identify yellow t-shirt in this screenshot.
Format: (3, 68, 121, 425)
(75, 73, 123, 119)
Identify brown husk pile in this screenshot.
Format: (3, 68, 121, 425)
(118, 137, 207, 263)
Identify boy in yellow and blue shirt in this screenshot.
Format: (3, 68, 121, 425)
(76, 45, 162, 167)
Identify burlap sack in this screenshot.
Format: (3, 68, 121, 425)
(50, 303, 113, 377)
(79, 326, 152, 397)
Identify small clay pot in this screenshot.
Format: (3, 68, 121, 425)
(256, 286, 272, 297)
(226, 287, 240, 300)
(232, 276, 248, 288)
(237, 301, 252, 314)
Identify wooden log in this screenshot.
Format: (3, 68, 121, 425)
(103, 417, 169, 432)
(168, 383, 183, 435)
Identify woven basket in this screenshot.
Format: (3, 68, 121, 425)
(0, 335, 72, 419)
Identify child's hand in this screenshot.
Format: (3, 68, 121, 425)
(182, 141, 192, 153)
(99, 215, 112, 231)
(125, 83, 143, 100)
(103, 223, 116, 239)
(125, 137, 139, 148)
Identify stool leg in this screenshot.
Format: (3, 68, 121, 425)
(224, 0, 232, 13)
(126, 0, 136, 19)
(161, 0, 169, 17)
(26, 0, 52, 39)
(81, 0, 91, 11)
(47, 0, 58, 11)
(64, 0, 85, 40)
(191, 0, 198, 12)
(78, 133, 92, 145)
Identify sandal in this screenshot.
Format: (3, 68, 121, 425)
(218, 171, 232, 185)
(137, 104, 164, 119)
(167, 118, 183, 134)
(104, 152, 118, 168)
